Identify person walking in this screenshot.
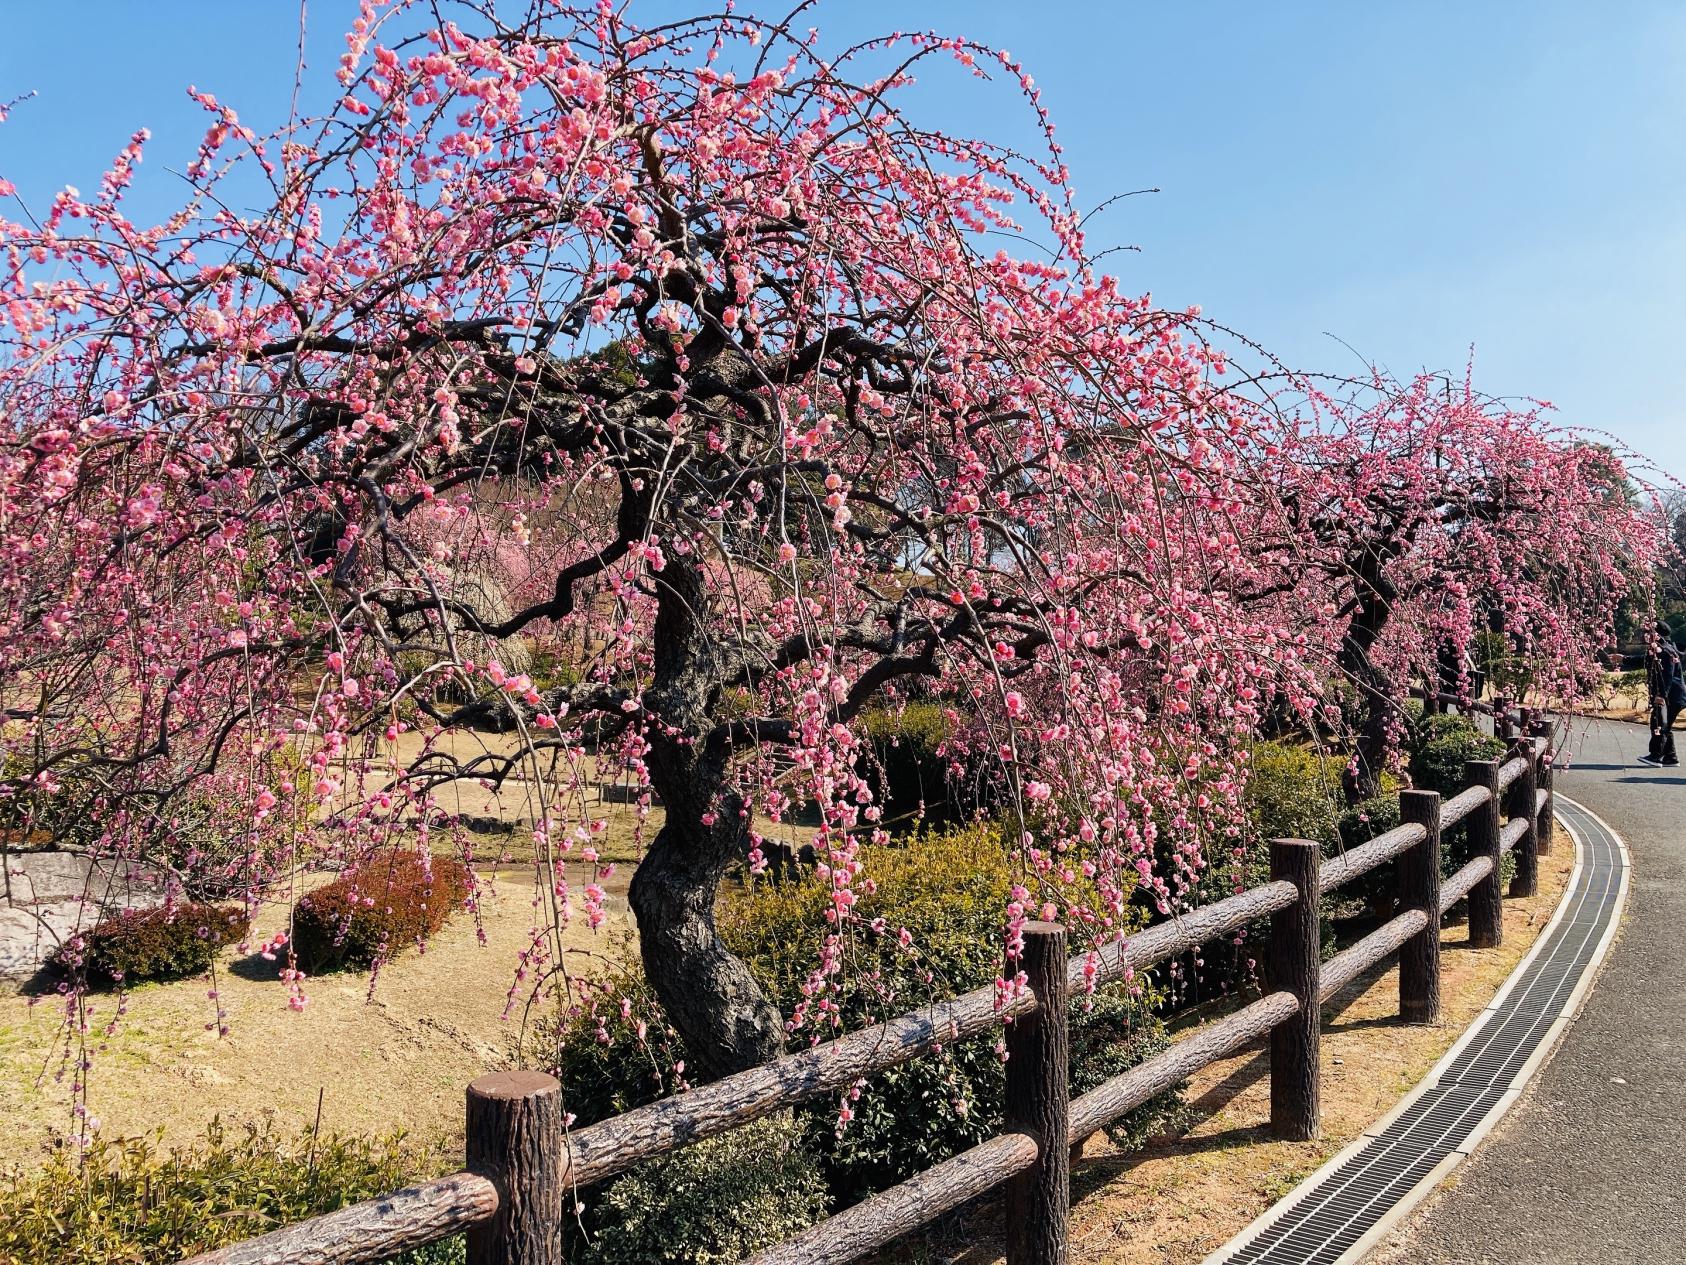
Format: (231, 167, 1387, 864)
(1644, 620, 1686, 765)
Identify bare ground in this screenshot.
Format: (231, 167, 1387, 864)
(0, 719, 822, 1170)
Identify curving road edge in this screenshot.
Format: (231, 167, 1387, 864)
(1201, 796, 1630, 1265)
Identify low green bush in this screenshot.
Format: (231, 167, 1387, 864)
(53, 902, 249, 986)
(1474, 629, 1533, 698)
(291, 852, 470, 973)
(718, 826, 1178, 1203)
(855, 701, 955, 824)
(580, 1114, 828, 1265)
(540, 826, 1179, 1249)
(1336, 790, 1402, 852)
(1406, 714, 1507, 875)
(0, 1119, 460, 1265)
(540, 973, 825, 1262)
(543, 962, 690, 1130)
(1165, 741, 1348, 989)
(1244, 741, 1346, 855)
(0, 753, 100, 851)
(1612, 668, 1648, 696)
(1407, 713, 1507, 798)
(525, 642, 584, 694)
(1232, 739, 1405, 923)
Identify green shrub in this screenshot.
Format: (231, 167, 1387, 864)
(537, 972, 822, 1261)
(291, 852, 470, 973)
(719, 826, 1178, 1203)
(1613, 668, 1648, 695)
(1407, 713, 1507, 798)
(1336, 791, 1402, 851)
(580, 1114, 828, 1265)
(525, 642, 584, 693)
(1244, 742, 1342, 848)
(52, 902, 249, 986)
(1332, 788, 1406, 916)
(541, 826, 1179, 1248)
(855, 701, 955, 824)
(0, 753, 100, 851)
(0, 1119, 460, 1265)
(1474, 629, 1533, 697)
(1405, 714, 1506, 875)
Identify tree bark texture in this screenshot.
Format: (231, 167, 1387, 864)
(1004, 922, 1070, 1265)
(1463, 761, 1503, 948)
(1338, 553, 1400, 805)
(1505, 739, 1539, 899)
(466, 1071, 565, 1265)
(1530, 720, 1556, 854)
(179, 1174, 498, 1265)
(1269, 839, 1321, 1141)
(630, 559, 785, 1080)
(1397, 789, 1442, 1023)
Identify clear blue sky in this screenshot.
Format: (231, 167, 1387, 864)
(3, 2, 1683, 481)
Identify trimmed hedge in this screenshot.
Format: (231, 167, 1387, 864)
(53, 902, 249, 985)
(291, 852, 471, 973)
(0, 1119, 460, 1265)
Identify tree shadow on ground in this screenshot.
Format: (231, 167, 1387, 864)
(10, 962, 63, 997)
(227, 951, 285, 982)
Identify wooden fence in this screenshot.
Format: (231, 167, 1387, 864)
(182, 715, 1558, 1265)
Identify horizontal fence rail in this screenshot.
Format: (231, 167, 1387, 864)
(181, 714, 1561, 1265)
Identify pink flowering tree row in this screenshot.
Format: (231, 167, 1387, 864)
(0, 0, 1663, 1080)
(1234, 371, 1661, 801)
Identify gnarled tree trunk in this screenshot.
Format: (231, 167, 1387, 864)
(629, 807, 784, 1082)
(628, 560, 784, 1081)
(1339, 555, 1399, 806)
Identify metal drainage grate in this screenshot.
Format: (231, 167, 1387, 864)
(1215, 798, 1622, 1265)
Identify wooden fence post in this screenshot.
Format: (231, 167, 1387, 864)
(1530, 720, 1556, 855)
(466, 1071, 565, 1265)
(1398, 790, 1442, 1023)
(1005, 921, 1070, 1265)
(1269, 839, 1321, 1141)
(1494, 696, 1516, 740)
(1464, 760, 1503, 949)
(1506, 740, 1540, 899)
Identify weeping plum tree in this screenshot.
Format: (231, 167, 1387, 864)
(1, 2, 1664, 1097)
(0, 3, 1309, 1079)
(1240, 371, 1662, 802)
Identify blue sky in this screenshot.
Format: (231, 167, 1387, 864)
(3, 2, 1683, 481)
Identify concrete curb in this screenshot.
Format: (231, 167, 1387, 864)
(1201, 796, 1630, 1265)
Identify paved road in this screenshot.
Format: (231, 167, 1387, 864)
(1374, 719, 1686, 1264)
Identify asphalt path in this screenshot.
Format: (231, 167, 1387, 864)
(1373, 718, 1686, 1264)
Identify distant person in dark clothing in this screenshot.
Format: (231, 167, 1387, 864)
(1644, 621, 1686, 765)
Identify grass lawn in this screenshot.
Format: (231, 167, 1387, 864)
(0, 863, 633, 1170)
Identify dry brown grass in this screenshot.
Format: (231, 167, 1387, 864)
(0, 864, 633, 1169)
